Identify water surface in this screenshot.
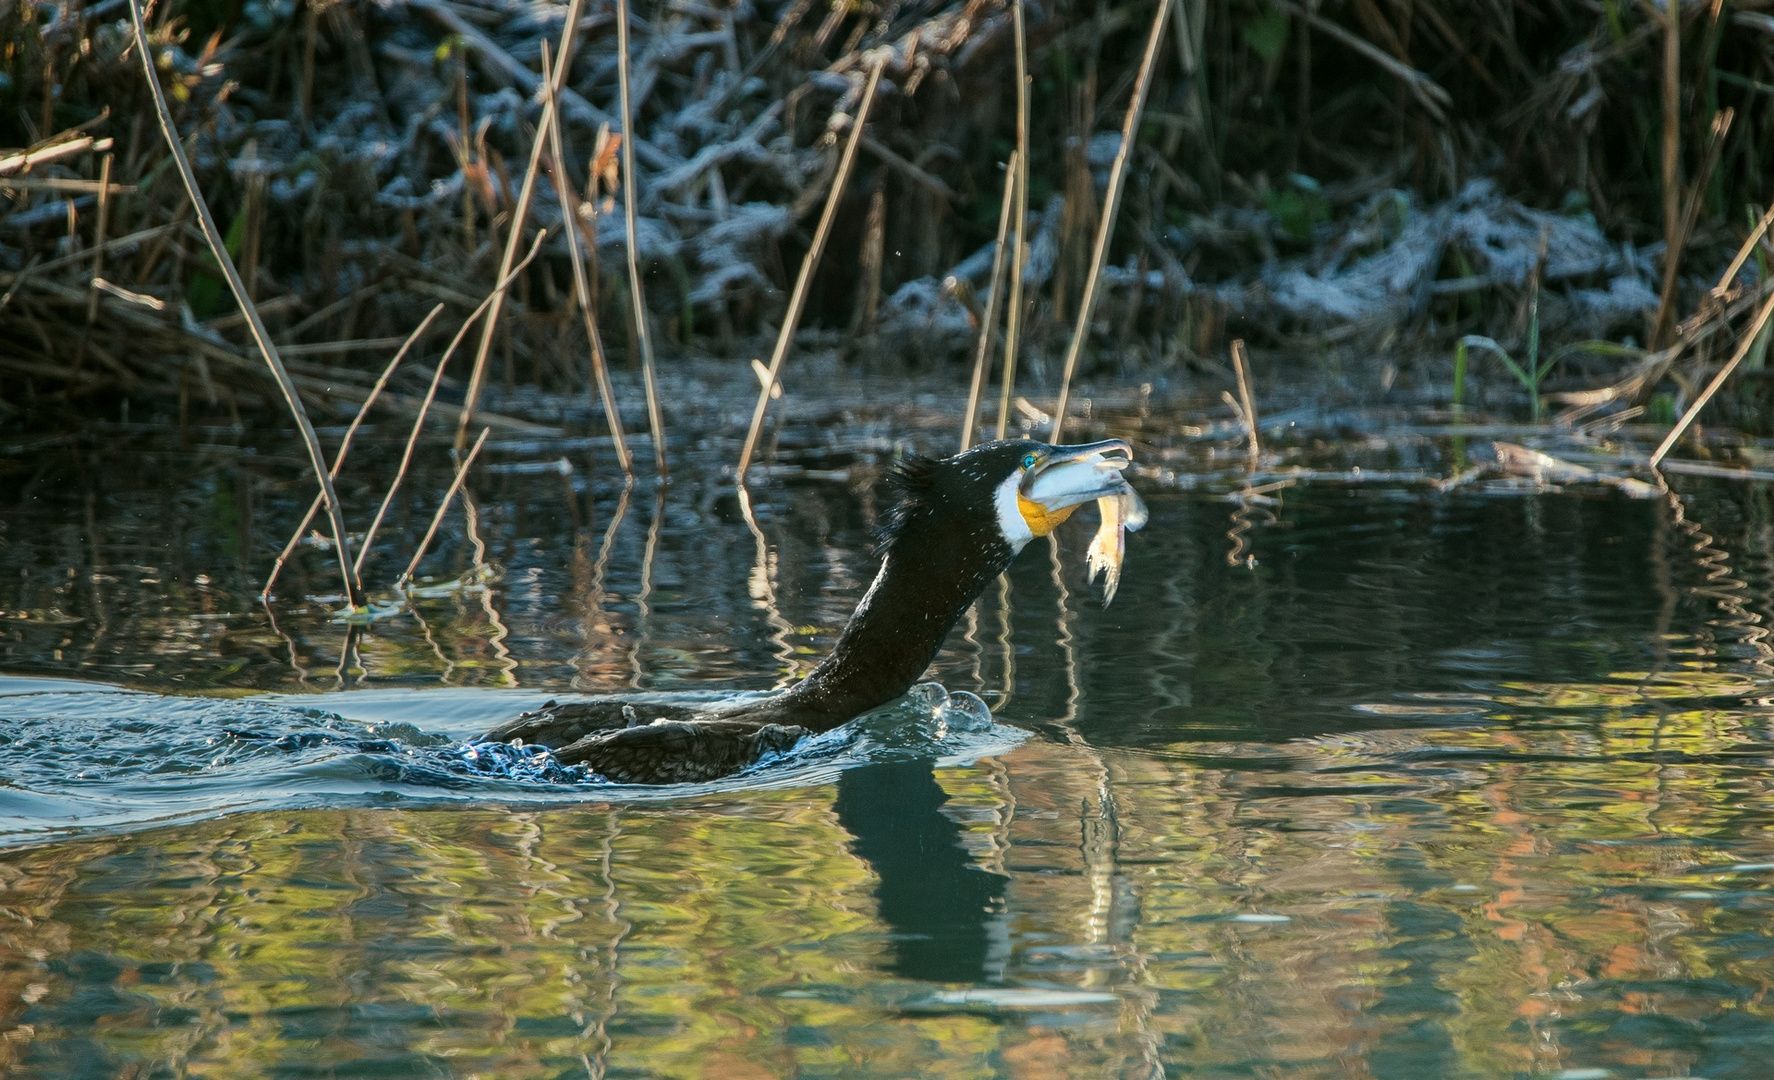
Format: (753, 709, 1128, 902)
(4, 376, 1774, 1078)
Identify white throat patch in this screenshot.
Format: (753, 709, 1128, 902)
(994, 472, 1034, 553)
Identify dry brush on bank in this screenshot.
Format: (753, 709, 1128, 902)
(1, 0, 1772, 430)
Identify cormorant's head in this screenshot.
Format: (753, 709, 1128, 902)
(883, 438, 1138, 558)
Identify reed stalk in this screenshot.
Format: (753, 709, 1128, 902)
(1652, 0, 1682, 348)
(1230, 338, 1259, 472)
(356, 231, 547, 574)
(736, 53, 887, 481)
(1049, 0, 1173, 441)
(1716, 201, 1774, 298)
(83, 153, 112, 326)
(456, 0, 584, 449)
(1657, 108, 1734, 340)
(398, 426, 490, 590)
(995, 0, 1030, 442)
(540, 39, 632, 475)
(128, 0, 366, 606)
(1685, 109, 1733, 247)
(1649, 289, 1774, 469)
(961, 149, 1019, 453)
(262, 303, 444, 601)
(617, 0, 671, 477)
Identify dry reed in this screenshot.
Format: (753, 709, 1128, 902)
(262, 303, 445, 600)
(617, 0, 670, 477)
(1230, 338, 1259, 473)
(1654, 0, 1682, 350)
(994, 0, 1031, 443)
(127, 0, 363, 606)
(398, 426, 491, 590)
(961, 150, 1019, 452)
(736, 52, 888, 482)
(1049, 0, 1174, 442)
(1715, 203, 1774, 301)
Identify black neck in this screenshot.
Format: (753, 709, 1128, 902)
(779, 514, 1014, 731)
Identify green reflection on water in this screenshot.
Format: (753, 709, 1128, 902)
(7, 401, 1774, 1077)
(6, 714, 1774, 1078)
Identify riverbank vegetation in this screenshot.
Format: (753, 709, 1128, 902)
(1, 0, 1771, 438)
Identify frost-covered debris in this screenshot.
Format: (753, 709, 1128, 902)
(888, 169, 1659, 375)
(2, 0, 1050, 410)
(876, 276, 978, 354)
(881, 193, 1068, 351)
(1241, 179, 1658, 333)
(2, 0, 1723, 414)
(591, 209, 683, 260)
(688, 202, 792, 303)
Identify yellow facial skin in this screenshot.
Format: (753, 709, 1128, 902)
(1017, 494, 1078, 537)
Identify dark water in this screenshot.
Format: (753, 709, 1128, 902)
(4, 375, 1774, 1078)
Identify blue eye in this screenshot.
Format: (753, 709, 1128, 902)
(1021, 453, 1038, 470)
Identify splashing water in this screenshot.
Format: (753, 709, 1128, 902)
(0, 676, 1022, 848)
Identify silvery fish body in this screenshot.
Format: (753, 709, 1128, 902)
(1086, 488, 1148, 606)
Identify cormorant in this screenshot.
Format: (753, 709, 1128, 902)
(475, 438, 1143, 784)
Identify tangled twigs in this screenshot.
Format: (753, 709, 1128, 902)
(356, 231, 548, 575)
(539, 39, 632, 477)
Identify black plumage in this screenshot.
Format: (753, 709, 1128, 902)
(476, 438, 1133, 784)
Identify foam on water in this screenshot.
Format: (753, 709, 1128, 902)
(0, 676, 1024, 847)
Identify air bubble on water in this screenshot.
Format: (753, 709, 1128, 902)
(941, 690, 993, 732)
(909, 683, 950, 712)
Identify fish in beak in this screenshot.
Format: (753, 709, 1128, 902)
(1017, 440, 1136, 527)
(1016, 439, 1148, 606)
(1086, 488, 1148, 606)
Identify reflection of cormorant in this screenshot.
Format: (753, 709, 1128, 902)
(480, 439, 1140, 783)
(834, 760, 1009, 983)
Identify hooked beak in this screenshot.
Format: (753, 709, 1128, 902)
(1020, 439, 1135, 512)
(1012, 439, 1137, 539)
